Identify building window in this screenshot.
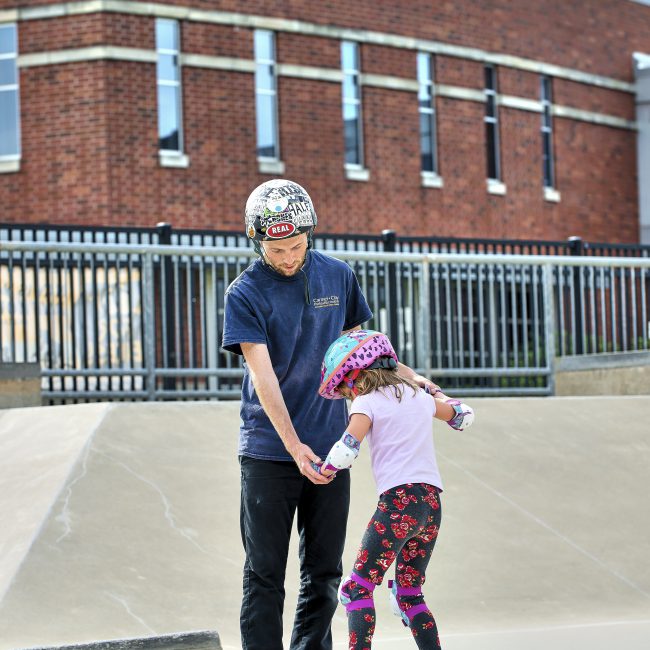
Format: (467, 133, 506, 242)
(0, 23, 20, 160)
(417, 52, 439, 175)
(254, 30, 280, 160)
(341, 41, 364, 168)
(156, 19, 183, 153)
(541, 75, 555, 188)
(484, 65, 501, 182)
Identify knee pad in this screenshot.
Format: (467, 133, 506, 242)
(338, 572, 376, 613)
(388, 580, 429, 627)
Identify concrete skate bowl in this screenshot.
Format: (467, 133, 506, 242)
(0, 398, 649, 650)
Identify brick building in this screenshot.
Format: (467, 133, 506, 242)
(0, 0, 649, 242)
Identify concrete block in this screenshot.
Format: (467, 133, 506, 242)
(555, 351, 650, 395)
(14, 630, 221, 650)
(0, 363, 42, 408)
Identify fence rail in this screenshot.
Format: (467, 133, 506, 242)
(4, 221, 650, 256)
(1, 240, 649, 402)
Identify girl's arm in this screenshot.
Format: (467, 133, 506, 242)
(319, 413, 371, 477)
(433, 397, 456, 422)
(430, 393, 476, 431)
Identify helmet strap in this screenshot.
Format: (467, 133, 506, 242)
(366, 356, 397, 370)
(344, 368, 361, 396)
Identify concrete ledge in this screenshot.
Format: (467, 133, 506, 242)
(17, 630, 222, 650)
(555, 351, 650, 395)
(0, 363, 41, 408)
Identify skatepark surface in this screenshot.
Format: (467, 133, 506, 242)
(0, 397, 649, 650)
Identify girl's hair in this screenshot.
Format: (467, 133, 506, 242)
(352, 367, 420, 402)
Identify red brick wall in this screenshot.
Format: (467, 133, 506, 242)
(3, 0, 649, 78)
(0, 2, 646, 243)
(6, 61, 110, 225)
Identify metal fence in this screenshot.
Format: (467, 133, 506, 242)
(1, 239, 649, 402)
(4, 221, 650, 256)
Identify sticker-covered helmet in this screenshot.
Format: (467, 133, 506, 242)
(319, 329, 399, 399)
(245, 179, 317, 254)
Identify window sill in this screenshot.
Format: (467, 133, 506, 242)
(487, 179, 507, 195)
(344, 165, 370, 182)
(544, 187, 561, 203)
(257, 158, 286, 175)
(0, 158, 21, 174)
(159, 152, 190, 168)
(421, 172, 443, 188)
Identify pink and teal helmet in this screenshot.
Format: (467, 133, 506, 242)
(319, 329, 399, 399)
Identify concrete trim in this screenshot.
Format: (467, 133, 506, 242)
(421, 171, 444, 188)
(436, 84, 485, 103)
(499, 94, 543, 112)
(345, 165, 370, 182)
(635, 53, 650, 245)
(0, 157, 20, 173)
(257, 158, 285, 174)
(555, 351, 650, 372)
(552, 104, 637, 130)
(487, 179, 507, 195)
(360, 73, 419, 92)
(2, 0, 635, 93)
(18, 46, 156, 67)
(276, 63, 343, 82)
(181, 53, 255, 73)
(0, 10, 18, 22)
(544, 187, 561, 202)
(17, 630, 222, 650)
(10, 48, 638, 134)
(158, 151, 190, 168)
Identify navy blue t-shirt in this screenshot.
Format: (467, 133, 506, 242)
(222, 250, 372, 460)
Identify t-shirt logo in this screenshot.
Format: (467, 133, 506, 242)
(313, 295, 340, 308)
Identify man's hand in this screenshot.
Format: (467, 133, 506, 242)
(412, 373, 441, 395)
(288, 441, 332, 484)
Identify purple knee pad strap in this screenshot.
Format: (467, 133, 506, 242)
(349, 572, 376, 592)
(388, 580, 422, 597)
(387, 580, 429, 622)
(345, 598, 375, 612)
(403, 603, 430, 620)
(339, 572, 377, 613)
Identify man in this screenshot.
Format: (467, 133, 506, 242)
(222, 179, 434, 650)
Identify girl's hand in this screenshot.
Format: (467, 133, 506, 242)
(289, 442, 330, 484)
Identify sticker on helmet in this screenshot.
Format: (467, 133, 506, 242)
(266, 222, 296, 238)
(266, 195, 289, 213)
(247, 225, 256, 239)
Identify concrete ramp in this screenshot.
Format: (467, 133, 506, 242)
(0, 397, 649, 650)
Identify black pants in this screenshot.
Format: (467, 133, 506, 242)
(239, 455, 351, 650)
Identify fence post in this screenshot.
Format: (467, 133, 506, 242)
(543, 263, 557, 395)
(567, 235, 584, 354)
(382, 229, 399, 343)
(157, 222, 176, 391)
(143, 252, 157, 400)
(419, 257, 432, 377)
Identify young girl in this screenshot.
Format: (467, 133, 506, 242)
(316, 329, 474, 650)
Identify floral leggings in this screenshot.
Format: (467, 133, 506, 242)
(343, 483, 442, 650)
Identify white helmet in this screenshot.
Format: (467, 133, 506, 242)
(245, 179, 317, 255)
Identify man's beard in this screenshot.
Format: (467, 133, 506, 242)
(264, 251, 308, 276)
